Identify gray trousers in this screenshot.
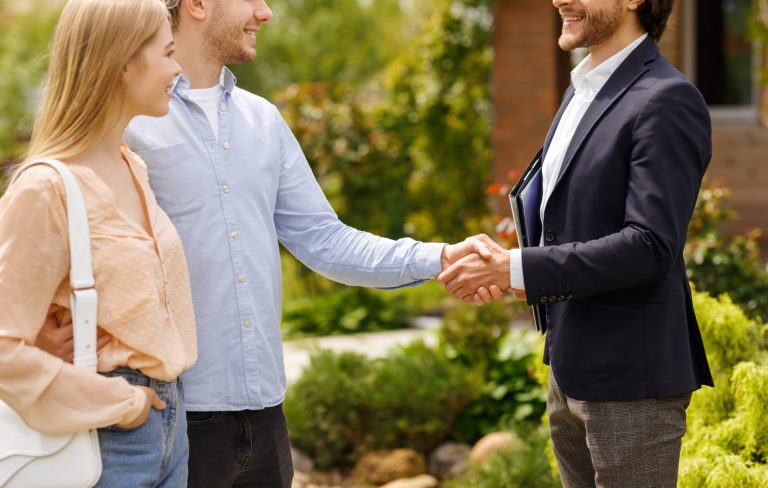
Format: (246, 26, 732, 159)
(547, 370, 691, 488)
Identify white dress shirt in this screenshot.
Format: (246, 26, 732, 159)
(509, 34, 648, 289)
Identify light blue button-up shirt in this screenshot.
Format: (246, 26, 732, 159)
(125, 69, 443, 411)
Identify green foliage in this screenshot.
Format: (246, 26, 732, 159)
(275, 83, 412, 238)
(0, 2, 60, 164)
(678, 291, 768, 487)
(446, 423, 560, 488)
(439, 302, 547, 443)
(685, 182, 768, 322)
(272, 0, 495, 243)
(230, 0, 437, 97)
(380, 0, 495, 242)
(285, 342, 482, 469)
(281, 287, 412, 339)
(438, 300, 511, 365)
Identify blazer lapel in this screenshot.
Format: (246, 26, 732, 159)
(551, 37, 659, 192)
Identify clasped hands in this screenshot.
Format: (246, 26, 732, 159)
(439, 234, 525, 305)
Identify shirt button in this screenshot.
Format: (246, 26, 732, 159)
(222, 185, 230, 193)
(237, 274, 246, 283)
(219, 103, 226, 112)
(242, 319, 253, 328)
(230, 230, 239, 239)
(223, 142, 230, 150)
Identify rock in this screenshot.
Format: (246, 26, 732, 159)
(379, 474, 438, 488)
(351, 449, 426, 485)
(308, 469, 343, 487)
(427, 441, 470, 479)
(292, 446, 315, 475)
(468, 432, 524, 466)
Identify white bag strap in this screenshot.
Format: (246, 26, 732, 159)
(11, 159, 98, 372)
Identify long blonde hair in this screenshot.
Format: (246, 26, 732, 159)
(25, 0, 168, 163)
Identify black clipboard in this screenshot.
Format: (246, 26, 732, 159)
(509, 149, 548, 333)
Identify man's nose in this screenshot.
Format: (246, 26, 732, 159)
(254, 0, 273, 23)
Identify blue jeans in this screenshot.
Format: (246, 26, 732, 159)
(95, 368, 188, 488)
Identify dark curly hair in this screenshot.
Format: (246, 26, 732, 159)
(637, 0, 675, 41)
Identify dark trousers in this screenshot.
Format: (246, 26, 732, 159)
(187, 404, 293, 488)
(548, 370, 691, 488)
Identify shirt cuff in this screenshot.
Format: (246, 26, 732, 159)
(117, 386, 147, 427)
(509, 248, 525, 290)
(412, 242, 446, 279)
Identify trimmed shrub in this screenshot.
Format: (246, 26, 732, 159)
(285, 342, 482, 469)
(678, 292, 768, 487)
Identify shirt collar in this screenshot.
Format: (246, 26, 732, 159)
(571, 33, 648, 98)
(173, 66, 238, 98)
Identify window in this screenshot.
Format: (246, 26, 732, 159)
(688, 0, 760, 124)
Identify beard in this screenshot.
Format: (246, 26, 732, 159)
(558, 0, 623, 51)
(202, 6, 256, 65)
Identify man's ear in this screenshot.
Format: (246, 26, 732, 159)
(627, 0, 644, 12)
(182, 0, 209, 22)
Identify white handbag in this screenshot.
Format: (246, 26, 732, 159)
(0, 160, 102, 487)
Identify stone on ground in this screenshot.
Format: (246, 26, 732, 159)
(468, 431, 524, 466)
(351, 449, 426, 485)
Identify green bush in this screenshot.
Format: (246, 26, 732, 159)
(0, 2, 61, 166)
(281, 287, 413, 339)
(446, 423, 560, 488)
(678, 291, 768, 487)
(685, 183, 768, 322)
(439, 302, 547, 443)
(285, 342, 482, 469)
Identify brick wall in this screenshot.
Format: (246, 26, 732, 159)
(492, 0, 563, 187)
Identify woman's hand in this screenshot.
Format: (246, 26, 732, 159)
(116, 386, 166, 430)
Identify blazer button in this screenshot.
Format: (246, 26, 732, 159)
(549, 295, 557, 302)
(557, 295, 566, 301)
(539, 296, 548, 304)
(545, 230, 555, 242)
(566, 294, 574, 300)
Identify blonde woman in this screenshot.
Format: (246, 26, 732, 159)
(0, 0, 196, 486)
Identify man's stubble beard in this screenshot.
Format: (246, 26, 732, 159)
(202, 10, 256, 66)
(558, 0, 623, 52)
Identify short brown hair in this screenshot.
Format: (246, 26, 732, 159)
(166, 0, 181, 28)
(637, 0, 675, 41)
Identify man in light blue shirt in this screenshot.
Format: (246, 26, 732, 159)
(123, 1, 492, 486)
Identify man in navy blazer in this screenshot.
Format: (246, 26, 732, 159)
(440, 0, 713, 485)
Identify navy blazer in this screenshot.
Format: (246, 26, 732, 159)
(522, 36, 714, 401)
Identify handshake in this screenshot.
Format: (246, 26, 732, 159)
(439, 234, 525, 305)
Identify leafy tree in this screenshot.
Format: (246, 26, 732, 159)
(0, 1, 60, 166)
(379, 0, 495, 242)
(230, 0, 439, 98)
